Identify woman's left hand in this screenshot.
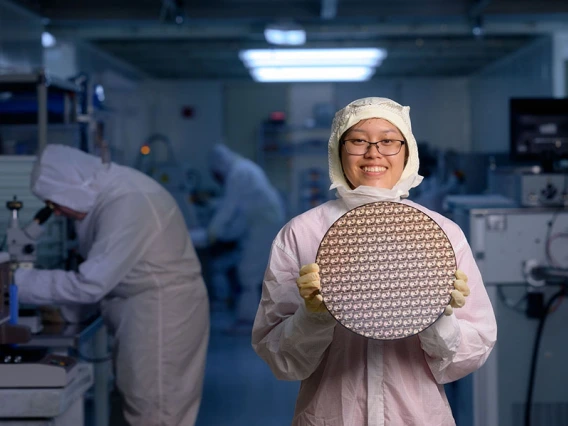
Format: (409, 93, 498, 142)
(444, 269, 470, 316)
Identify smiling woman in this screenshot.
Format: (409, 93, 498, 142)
(339, 118, 407, 190)
(252, 97, 497, 426)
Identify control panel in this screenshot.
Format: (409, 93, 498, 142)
(0, 350, 78, 388)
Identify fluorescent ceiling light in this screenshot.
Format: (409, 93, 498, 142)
(240, 48, 387, 68)
(251, 66, 375, 82)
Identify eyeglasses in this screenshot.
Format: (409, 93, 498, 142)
(343, 139, 406, 156)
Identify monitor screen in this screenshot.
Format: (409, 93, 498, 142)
(510, 98, 568, 169)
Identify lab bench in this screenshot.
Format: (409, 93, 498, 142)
(0, 315, 111, 426)
(0, 363, 93, 425)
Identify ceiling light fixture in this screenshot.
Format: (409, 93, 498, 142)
(41, 32, 56, 48)
(241, 48, 387, 68)
(264, 22, 306, 46)
(251, 66, 375, 82)
(239, 48, 387, 82)
(471, 16, 484, 38)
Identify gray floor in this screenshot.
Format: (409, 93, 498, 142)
(107, 310, 299, 426)
(196, 311, 299, 426)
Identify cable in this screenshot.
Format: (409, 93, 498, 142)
(544, 210, 564, 266)
(548, 295, 564, 313)
(524, 285, 567, 426)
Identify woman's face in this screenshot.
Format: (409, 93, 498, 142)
(340, 118, 407, 190)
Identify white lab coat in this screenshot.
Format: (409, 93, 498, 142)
(16, 145, 210, 426)
(252, 198, 496, 426)
(252, 98, 497, 426)
(208, 144, 285, 322)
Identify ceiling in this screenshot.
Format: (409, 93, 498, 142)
(11, 0, 568, 80)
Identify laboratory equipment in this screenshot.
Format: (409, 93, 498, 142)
(316, 202, 455, 340)
(488, 98, 568, 209)
(510, 98, 568, 172)
(257, 119, 331, 218)
(0, 251, 85, 425)
(0, 70, 84, 155)
(0, 253, 9, 326)
(299, 167, 329, 213)
(0, 362, 93, 423)
(3, 197, 54, 334)
(443, 203, 568, 426)
(136, 134, 200, 228)
(0, 251, 31, 345)
(488, 168, 568, 207)
(0, 350, 78, 388)
(0, 156, 70, 271)
(5, 196, 53, 269)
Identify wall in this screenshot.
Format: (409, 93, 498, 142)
(0, 0, 42, 72)
(470, 36, 555, 154)
(222, 78, 471, 155)
(141, 79, 224, 190)
(98, 72, 151, 166)
(335, 78, 471, 152)
(148, 78, 470, 200)
(224, 81, 288, 162)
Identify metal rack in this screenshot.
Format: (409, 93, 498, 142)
(0, 71, 85, 271)
(0, 69, 85, 155)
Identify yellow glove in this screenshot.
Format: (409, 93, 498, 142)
(444, 269, 470, 316)
(296, 263, 327, 313)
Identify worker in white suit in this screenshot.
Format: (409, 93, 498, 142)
(15, 144, 210, 426)
(252, 98, 497, 425)
(208, 144, 285, 331)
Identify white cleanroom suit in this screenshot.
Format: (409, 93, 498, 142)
(208, 144, 285, 323)
(252, 98, 497, 426)
(16, 144, 210, 426)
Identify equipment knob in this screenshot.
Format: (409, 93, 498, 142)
(6, 195, 23, 211)
(541, 183, 558, 200)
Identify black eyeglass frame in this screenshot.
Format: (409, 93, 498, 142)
(342, 139, 406, 156)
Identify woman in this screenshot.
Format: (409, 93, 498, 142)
(252, 97, 497, 426)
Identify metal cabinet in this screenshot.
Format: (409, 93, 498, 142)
(0, 70, 85, 155)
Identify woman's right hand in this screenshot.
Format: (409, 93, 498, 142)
(296, 263, 327, 313)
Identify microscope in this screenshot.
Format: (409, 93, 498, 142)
(3, 196, 53, 333)
(1, 250, 79, 388)
(6, 196, 53, 269)
(1, 199, 79, 388)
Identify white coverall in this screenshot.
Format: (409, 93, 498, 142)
(208, 144, 285, 323)
(16, 145, 210, 426)
(252, 98, 497, 426)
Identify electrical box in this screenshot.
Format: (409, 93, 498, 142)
(488, 169, 568, 207)
(454, 206, 568, 426)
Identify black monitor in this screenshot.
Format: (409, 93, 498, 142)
(510, 98, 568, 172)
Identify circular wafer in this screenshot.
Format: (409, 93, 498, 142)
(316, 201, 455, 340)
